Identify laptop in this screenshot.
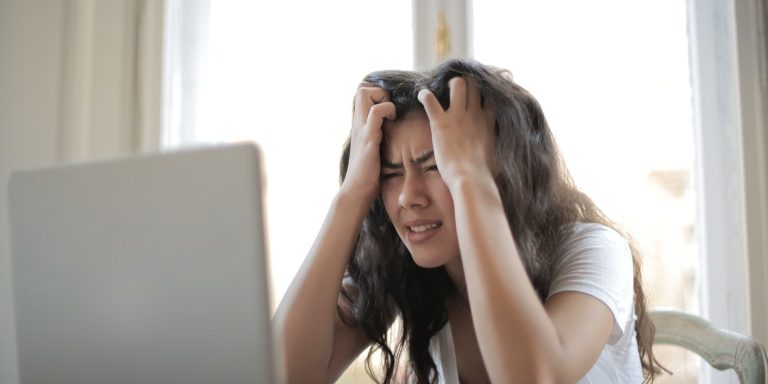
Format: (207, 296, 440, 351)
(7, 143, 279, 384)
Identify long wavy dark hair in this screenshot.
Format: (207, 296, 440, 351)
(338, 59, 663, 383)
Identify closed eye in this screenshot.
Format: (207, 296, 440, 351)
(381, 172, 402, 180)
(424, 165, 439, 172)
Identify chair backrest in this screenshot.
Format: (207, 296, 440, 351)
(650, 308, 768, 384)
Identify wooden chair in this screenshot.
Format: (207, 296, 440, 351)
(650, 308, 768, 384)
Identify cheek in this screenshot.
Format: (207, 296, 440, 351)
(380, 183, 399, 219)
(438, 196, 456, 222)
(427, 179, 455, 214)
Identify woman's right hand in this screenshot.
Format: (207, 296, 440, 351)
(339, 83, 396, 204)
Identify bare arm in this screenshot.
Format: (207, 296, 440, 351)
(273, 84, 396, 383)
(273, 193, 373, 383)
(450, 176, 612, 383)
(419, 78, 614, 383)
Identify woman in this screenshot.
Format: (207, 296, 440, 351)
(274, 59, 663, 383)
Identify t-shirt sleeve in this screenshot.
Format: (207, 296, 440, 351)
(546, 223, 635, 345)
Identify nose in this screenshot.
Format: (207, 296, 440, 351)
(398, 172, 429, 210)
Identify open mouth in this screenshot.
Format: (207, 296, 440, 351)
(405, 221, 443, 243)
(408, 222, 441, 233)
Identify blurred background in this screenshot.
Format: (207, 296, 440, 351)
(1, 1, 766, 383)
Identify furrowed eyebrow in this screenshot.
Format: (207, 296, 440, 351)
(381, 150, 434, 169)
(381, 159, 403, 170)
(413, 150, 435, 165)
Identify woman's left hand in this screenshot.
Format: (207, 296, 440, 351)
(417, 77, 497, 190)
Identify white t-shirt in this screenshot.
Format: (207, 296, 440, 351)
(429, 223, 643, 383)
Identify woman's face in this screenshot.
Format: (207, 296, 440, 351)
(380, 111, 460, 268)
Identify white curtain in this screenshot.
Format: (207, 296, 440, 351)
(0, 2, 164, 382)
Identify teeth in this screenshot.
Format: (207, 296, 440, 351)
(409, 223, 439, 233)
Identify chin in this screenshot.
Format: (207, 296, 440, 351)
(409, 250, 451, 269)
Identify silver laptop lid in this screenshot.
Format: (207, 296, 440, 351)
(8, 143, 274, 384)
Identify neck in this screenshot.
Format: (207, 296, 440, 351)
(444, 256, 470, 305)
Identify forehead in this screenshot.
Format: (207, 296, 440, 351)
(382, 111, 432, 159)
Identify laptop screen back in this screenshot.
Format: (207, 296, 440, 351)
(8, 143, 274, 384)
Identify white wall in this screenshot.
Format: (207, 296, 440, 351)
(0, 1, 162, 382)
(733, 0, 768, 346)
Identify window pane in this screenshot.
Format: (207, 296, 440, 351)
(176, 0, 412, 305)
(165, 2, 412, 382)
(474, 1, 698, 382)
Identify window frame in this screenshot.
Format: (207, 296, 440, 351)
(416, 1, 768, 383)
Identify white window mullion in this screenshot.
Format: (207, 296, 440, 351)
(412, 0, 472, 70)
(160, 0, 211, 149)
(687, 0, 753, 382)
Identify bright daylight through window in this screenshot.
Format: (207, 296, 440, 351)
(164, 1, 701, 382)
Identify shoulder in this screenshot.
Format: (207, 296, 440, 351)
(559, 222, 630, 255)
(552, 222, 633, 281)
(553, 223, 632, 274)
(549, 222, 636, 343)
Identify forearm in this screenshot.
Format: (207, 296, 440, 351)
(449, 174, 566, 383)
(273, 192, 370, 380)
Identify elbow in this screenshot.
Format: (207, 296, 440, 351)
(528, 362, 566, 384)
(518, 367, 573, 384)
(491, 351, 575, 384)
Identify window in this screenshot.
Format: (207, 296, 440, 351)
(164, 1, 765, 382)
(164, 0, 412, 301)
(472, 1, 699, 382)
(163, 3, 412, 380)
